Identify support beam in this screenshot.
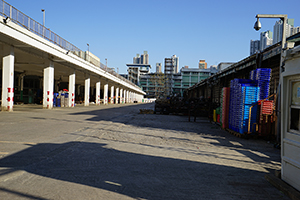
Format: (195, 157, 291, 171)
(18, 73, 25, 101)
(96, 81, 101, 105)
(43, 60, 54, 109)
(120, 89, 123, 104)
(84, 76, 90, 106)
(127, 91, 129, 103)
(1, 45, 14, 111)
(115, 87, 119, 104)
(124, 90, 127, 103)
(110, 86, 114, 104)
(104, 84, 108, 105)
(68, 71, 75, 107)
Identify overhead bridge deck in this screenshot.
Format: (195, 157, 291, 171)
(0, 0, 145, 111)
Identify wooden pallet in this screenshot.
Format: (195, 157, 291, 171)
(225, 128, 248, 138)
(139, 109, 154, 114)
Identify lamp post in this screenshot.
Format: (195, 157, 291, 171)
(41, 9, 45, 26)
(87, 43, 89, 62)
(41, 9, 45, 37)
(254, 14, 287, 72)
(254, 14, 287, 144)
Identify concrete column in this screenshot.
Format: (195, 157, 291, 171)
(123, 90, 126, 103)
(43, 60, 54, 109)
(96, 81, 101, 105)
(104, 84, 108, 105)
(110, 86, 114, 104)
(84, 76, 90, 106)
(124, 90, 127, 103)
(18, 73, 25, 101)
(115, 87, 119, 104)
(77, 85, 81, 96)
(120, 89, 123, 104)
(68, 71, 75, 107)
(127, 91, 129, 103)
(1, 45, 14, 111)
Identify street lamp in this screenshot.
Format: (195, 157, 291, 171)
(253, 14, 287, 143)
(105, 58, 107, 71)
(87, 43, 89, 62)
(254, 14, 287, 72)
(41, 9, 45, 37)
(41, 9, 45, 26)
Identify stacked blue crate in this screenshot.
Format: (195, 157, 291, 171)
(228, 80, 235, 130)
(229, 79, 258, 133)
(256, 68, 271, 100)
(250, 68, 271, 100)
(237, 86, 259, 134)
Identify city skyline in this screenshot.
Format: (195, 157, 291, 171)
(7, 0, 300, 74)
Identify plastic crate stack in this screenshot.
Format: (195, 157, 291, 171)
(220, 87, 230, 129)
(258, 100, 274, 135)
(250, 68, 271, 100)
(228, 79, 259, 134)
(261, 100, 274, 115)
(238, 86, 260, 133)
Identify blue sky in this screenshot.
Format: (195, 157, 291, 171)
(6, 0, 300, 74)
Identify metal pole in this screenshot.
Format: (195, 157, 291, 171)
(87, 43, 89, 62)
(41, 9, 45, 37)
(255, 14, 288, 144)
(41, 9, 45, 26)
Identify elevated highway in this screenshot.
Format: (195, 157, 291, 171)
(0, 0, 145, 111)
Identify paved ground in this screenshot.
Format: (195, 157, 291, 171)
(0, 103, 289, 200)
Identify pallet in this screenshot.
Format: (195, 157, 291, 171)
(139, 109, 154, 114)
(225, 128, 248, 138)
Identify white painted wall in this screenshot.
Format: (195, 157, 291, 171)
(281, 46, 300, 192)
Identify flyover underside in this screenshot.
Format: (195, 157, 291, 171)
(0, 19, 144, 111)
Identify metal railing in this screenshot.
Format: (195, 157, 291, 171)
(0, 0, 141, 90)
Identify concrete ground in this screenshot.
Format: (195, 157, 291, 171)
(0, 103, 289, 200)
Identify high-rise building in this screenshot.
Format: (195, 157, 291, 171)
(133, 51, 148, 64)
(250, 40, 260, 55)
(140, 73, 165, 98)
(172, 55, 179, 73)
(164, 58, 173, 96)
(260, 30, 273, 51)
(133, 54, 140, 64)
(292, 26, 300, 35)
(127, 51, 151, 85)
(172, 66, 218, 97)
(156, 63, 162, 73)
(140, 51, 149, 64)
(164, 55, 179, 95)
(198, 60, 207, 69)
(273, 19, 294, 44)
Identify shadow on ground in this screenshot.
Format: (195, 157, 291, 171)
(67, 103, 281, 166)
(0, 141, 286, 199)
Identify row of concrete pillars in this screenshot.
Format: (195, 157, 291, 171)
(1, 45, 140, 111)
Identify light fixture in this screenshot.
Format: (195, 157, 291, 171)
(253, 18, 261, 31)
(3, 17, 10, 24)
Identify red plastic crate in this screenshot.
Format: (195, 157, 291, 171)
(261, 100, 273, 115)
(221, 87, 230, 129)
